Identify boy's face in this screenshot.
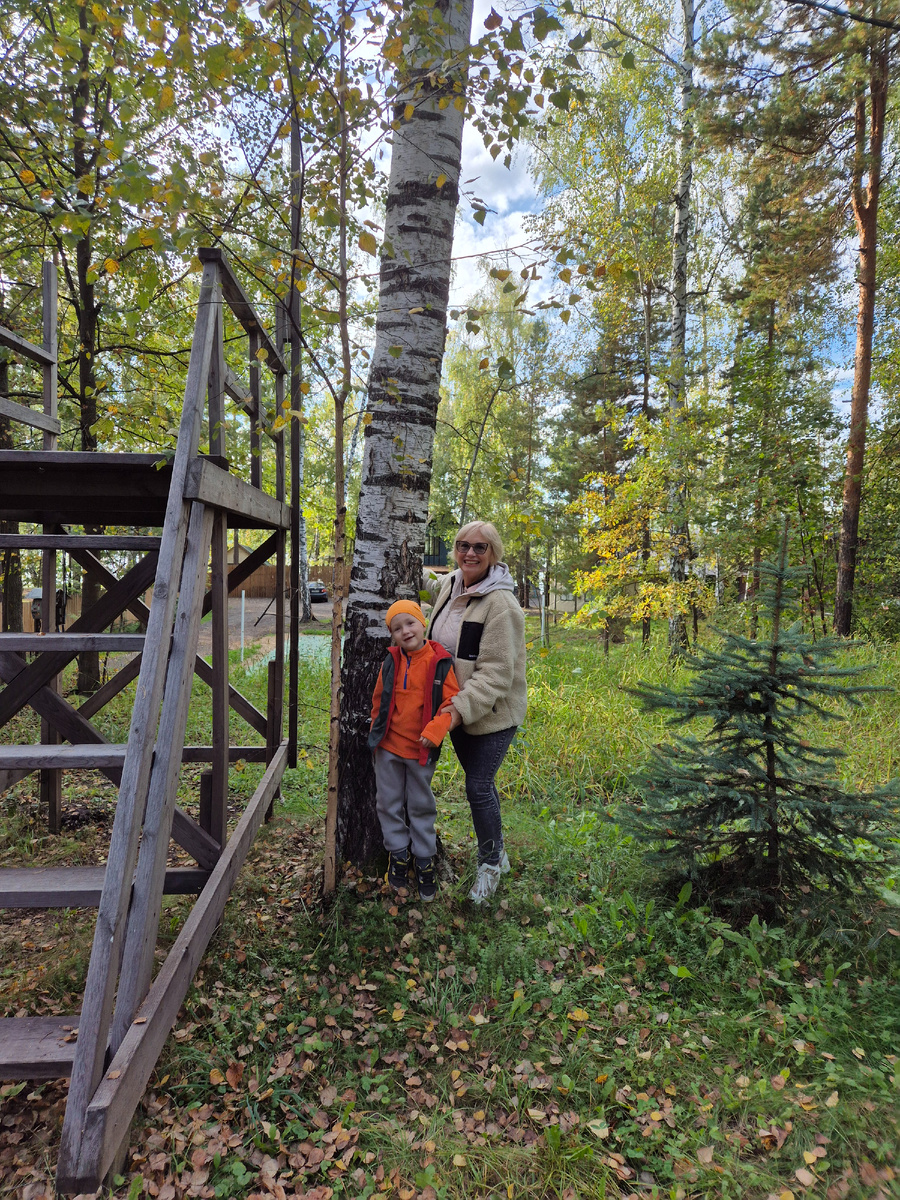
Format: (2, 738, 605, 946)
(389, 612, 426, 653)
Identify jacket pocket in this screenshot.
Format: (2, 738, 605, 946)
(457, 620, 483, 661)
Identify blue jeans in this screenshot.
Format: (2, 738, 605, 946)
(450, 725, 517, 866)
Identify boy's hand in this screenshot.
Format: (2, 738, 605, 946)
(419, 734, 437, 749)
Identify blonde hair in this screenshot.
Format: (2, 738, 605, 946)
(452, 520, 503, 566)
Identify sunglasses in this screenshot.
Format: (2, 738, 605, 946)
(455, 540, 488, 554)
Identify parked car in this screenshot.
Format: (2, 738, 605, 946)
(308, 581, 328, 604)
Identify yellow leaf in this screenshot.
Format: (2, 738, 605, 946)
(404, 103, 415, 121)
(558, 268, 572, 283)
(300, 381, 310, 394)
(852, 1047, 865, 1059)
(383, 36, 403, 60)
(454, 96, 466, 112)
(273, 77, 283, 93)
(103, 258, 119, 275)
(392, 1006, 405, 1021)
(256, 346, 269, 360)
(803, 1151, 817, 1165)
(159, 85, 175, 109)
(358, 230, 378, 256)
(825, 1090, 839, 1107)
(567, 1008, 589, 1022)
(436, 173, 448, 188)
(363, 413, 373, 424)
(452, 1154, 467, 1167)
(479, 358, 489, 369)
(19, 169, 36, 185)
(210, 1068, 225, 1084)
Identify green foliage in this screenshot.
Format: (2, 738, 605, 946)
(624, 535, 900, 913)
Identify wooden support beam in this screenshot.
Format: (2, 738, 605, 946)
(110, 502, 215, 1051)
(57, 744, 288, 1192)
(196, 248, 286, 375)
(0, 745, 127, 770)
(0, 553, 158, 730)
(78, 655, 143, 719)
(171, 807, 221, 870)
(184, 459, 290, 529)
(0, 395, 61, 434)
(224, 365, 256, 417)
(0, 535, 162, 551)
(58, 263, 219, 1171)
(0, 650, 122, 793)
(208, 513, 229, 846)
(0, 325, 56, 367)
(0, 634, 144, 652)
(0, 1017, 78, 1081)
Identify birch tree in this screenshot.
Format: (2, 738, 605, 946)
(336, 0, 475, 867)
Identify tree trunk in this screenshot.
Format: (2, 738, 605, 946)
(667, 0, 695, 656)
(834, 50, 888, 636)
(73, 13, 103, 693)
(337, 0, 475, 867)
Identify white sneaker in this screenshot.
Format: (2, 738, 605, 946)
(469, 862, 501, 904)
(499, 849, 511, 874)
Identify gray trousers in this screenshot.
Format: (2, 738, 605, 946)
(374, 748, 437, 860)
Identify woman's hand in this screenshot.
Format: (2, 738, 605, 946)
(446, 704, 463, 731)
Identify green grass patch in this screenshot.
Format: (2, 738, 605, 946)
(1, 625, 898, 1199)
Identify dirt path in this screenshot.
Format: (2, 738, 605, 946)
(195, 595, 330, 659)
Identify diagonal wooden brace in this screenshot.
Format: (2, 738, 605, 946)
(0, 553, 159, 730)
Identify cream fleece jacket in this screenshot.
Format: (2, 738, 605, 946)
(427, 566, 527, 735)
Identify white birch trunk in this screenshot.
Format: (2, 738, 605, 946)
(337, 0, 475, 864)
(667, 0, 695, 654)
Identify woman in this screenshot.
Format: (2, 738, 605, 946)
(427, 521, 527, 903)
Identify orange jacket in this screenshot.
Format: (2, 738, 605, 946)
(369, 641, 459, 763)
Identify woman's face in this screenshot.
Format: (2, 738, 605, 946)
(456, 527, 492, 586)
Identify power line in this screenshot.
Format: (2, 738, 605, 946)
(789, 0, 900, 33)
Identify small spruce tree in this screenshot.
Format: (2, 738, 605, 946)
(625, 526, 900, 913)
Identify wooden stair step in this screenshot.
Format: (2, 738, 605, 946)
(0, 745, 128, 770)
(0, 1016, 79, 1081)
(0, 866, 212, 908)
(0, 634, 145, 652)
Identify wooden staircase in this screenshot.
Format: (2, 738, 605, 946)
(0, 249, 295, 1191)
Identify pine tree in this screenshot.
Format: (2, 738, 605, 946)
(625, 526, 900, 913)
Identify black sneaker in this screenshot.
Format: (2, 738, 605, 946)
(415, 856, 437, 903)
(386, 848, 411, 893)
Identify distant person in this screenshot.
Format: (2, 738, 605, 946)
(369, 600, 460, 903)
(426, 521, 527, 904)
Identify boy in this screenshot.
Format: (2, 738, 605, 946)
(368, 600, 459, 902)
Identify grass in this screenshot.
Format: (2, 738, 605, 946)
(1, 623, 898, 1199)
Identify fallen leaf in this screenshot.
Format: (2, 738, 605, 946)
(698, 1146, 714, 1165)
(825, 1090, 839, 1107)
(452, 1154, 467, 1167)
(795, 1167, 816, 1186)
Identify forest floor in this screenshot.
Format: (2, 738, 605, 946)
(1, 622, 899, 1200)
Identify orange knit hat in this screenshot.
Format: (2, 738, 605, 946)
(385, 599, 427, 629)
